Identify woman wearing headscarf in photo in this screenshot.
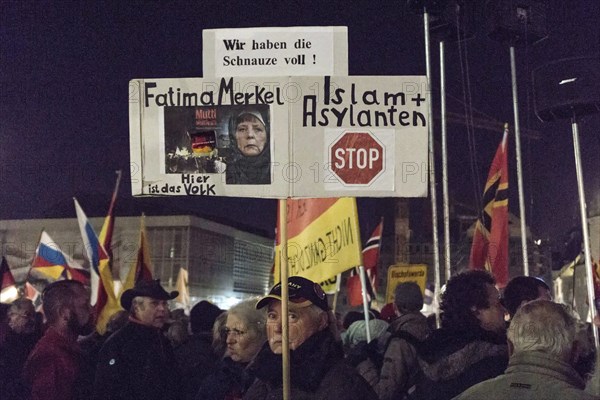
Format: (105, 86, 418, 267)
(225, 110, 271, 185)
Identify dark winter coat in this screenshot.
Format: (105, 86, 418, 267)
(196, 356, 254, 400)
(357, 312, 431, 400)
(176, 333, 220, 400)
(415, 326, 508, 400)
(0, 329, 41, 399)
(243, 329, 377, 400)
(93, 320, 182, 400)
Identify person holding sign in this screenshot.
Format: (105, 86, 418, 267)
(243, 276, 377, 400)
(226, 109, 271, 185)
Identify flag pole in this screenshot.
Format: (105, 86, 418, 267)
(510, 46, 530, 276)
(278, 198, 291, 400)
(331, 273, 342, 314)
(423, 7, 442, 328)
(440, 40, 451, 283)
(358, 265, 371, 343)
(571, 118, 599, 349)
(108, 170, 123, 214)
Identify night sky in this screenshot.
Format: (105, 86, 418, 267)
(1, 1, 599, 252)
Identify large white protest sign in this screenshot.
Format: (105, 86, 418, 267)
(129, 76, 428, 199)
(203, 27, 348, 77)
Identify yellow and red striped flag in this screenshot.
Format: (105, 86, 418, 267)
(121, 215, 154, 294)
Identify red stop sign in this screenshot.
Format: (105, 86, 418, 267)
(329, 131, 384, 185)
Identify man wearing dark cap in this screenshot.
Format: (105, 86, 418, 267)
(243, 276, 377, 400)
(93, 279, 182, 400)
(365, 281, 431, 400)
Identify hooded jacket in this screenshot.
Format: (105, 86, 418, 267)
(415, 326, 508, 400)
(243, 329, 377, 400)
(369, 312, 431, 400)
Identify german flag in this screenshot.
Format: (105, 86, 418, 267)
(469, 125, 509, 288)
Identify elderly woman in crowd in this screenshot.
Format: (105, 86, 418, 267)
(196, 298, 266, 400)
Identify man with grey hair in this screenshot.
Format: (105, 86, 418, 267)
(453, 300, 599, 399)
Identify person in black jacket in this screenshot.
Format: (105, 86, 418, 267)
(176, 300, 224, 400)
(416, 270, 509, 400)
(243, 276, 377, 400)
(0, 298, 41, 400)
(93, 279, 182, 400)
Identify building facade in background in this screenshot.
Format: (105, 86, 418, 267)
(0, 215, 273, 309)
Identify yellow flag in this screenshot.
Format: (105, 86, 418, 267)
(174, 268, 190, 308)
(275, 198, 362, 284)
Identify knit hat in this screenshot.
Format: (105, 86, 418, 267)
(343, 319, 390, 346)
(380, 303, 397, 323)
(394, 282, 423, 312)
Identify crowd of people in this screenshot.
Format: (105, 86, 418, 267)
(0, 271, 598, 399)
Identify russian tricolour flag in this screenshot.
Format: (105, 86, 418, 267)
(31, 231, 87, 283)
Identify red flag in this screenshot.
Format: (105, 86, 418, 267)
(469, 126, 509, 288)
(346, 219, 383, 306)
(362, 218, 383, 297)
(346, 273, 364, 307)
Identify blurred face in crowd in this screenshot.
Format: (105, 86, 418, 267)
(225, 313, 262, 363)
(266, 301, 327, 354)
(67, 285, 93, 335)
(235, 115, 267, 157)
(537, 286, 552, 301)
(8, 303, 36, 334)
(134, 297, 169, 328)
(474, 283, 506, 334)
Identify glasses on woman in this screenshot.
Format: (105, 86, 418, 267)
(223, 327, 246, 338)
